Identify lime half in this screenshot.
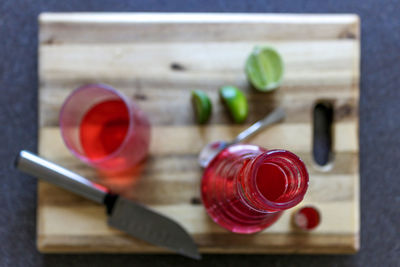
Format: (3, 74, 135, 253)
(191, 90, 212, 124)
(219, 86, 248, 123)
(245, 46, 284, 92)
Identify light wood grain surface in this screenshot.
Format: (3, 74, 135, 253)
(38, 13, 360, 254)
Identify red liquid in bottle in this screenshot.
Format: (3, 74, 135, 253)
(80, 100, 129, 160)
(201, 144, 308, 234)
(256, 163, 287, 202)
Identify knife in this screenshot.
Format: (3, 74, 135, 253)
(15, 150, 201, 260)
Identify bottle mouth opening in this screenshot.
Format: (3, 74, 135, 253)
(249, 150, 309, 212)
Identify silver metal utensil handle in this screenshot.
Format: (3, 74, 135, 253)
(16, 150, 106, 204)
(232, 107, 286, 144)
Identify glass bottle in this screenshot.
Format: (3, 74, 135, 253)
(201, 144, 309, 234)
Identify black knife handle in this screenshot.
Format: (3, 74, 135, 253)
(16, 150, 106, 204)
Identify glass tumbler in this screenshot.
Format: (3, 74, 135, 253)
(59, 84, 151, 171)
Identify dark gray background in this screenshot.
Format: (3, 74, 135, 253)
(1, 0, 399, 266)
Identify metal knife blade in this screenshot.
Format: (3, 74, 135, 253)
(108, 197, 200, 259)
(15, 150, 201, 260)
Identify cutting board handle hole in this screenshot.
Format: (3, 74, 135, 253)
(312, 101, 334, 171)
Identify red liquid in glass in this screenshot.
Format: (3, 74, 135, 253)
(80, 100, 129, 160)
(60, 84, 151, 172)
(201, 144, 308, 234)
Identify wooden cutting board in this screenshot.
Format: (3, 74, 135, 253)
(38, 13, 360, 254)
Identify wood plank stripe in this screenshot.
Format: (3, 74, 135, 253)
(39, 86, 358, 126)
(40, 123, 358, 155)
(40, 13, 359, 24)
(39, 13, 359, 43)
(38, 173, 357, 206)
(38, 234, 358, 254)
(39, 41, 358, 82)
(38, 202, 357, 236)
(37, 152, 359, 178)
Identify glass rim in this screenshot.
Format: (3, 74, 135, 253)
(249, 149, 309, 211)
(59, 83, 136, 165)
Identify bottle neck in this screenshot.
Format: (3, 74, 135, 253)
(238, 149, 309, 213)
